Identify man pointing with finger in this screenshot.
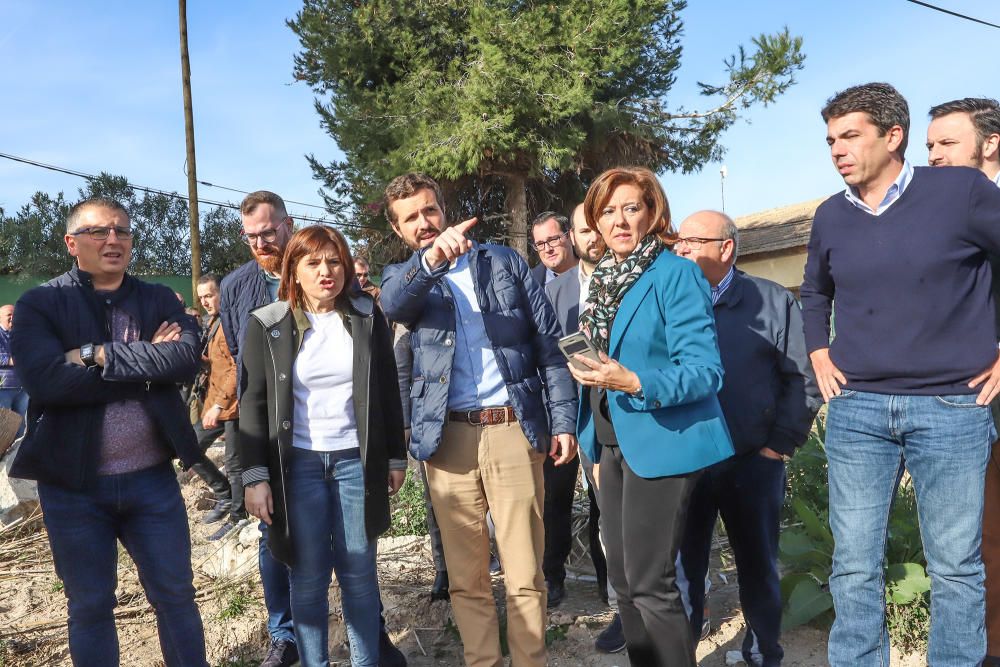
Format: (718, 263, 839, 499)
(381, 173, 578, 667)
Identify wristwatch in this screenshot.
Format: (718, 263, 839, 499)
(80, 343, 98, 368)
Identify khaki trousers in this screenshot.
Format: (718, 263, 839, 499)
(425, 420, 547, 667)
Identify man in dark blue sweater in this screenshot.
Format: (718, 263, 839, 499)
(678, 210, 820, 667)
(801, 82, 1000, 667)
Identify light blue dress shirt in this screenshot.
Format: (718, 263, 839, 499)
(843, 160, 913, 216)
(424, 251, 510, 410)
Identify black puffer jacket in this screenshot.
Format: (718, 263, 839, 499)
(10, 267, 202, 490)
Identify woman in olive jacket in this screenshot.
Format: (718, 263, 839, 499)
(239, 225, 407, 667)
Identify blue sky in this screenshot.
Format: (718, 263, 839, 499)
(1, 1, 998, 229)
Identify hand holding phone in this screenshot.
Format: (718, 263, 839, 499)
(558, 332, 602, 372)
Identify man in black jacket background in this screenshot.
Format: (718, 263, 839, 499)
(675, 210, 821, 667)
(11, 197, 208, 666)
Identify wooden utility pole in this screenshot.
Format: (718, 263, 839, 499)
(178, 0, 202, 298)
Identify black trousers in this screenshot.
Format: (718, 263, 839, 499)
(579, 452, 609, 602)
(600, 445, 700, 667)
(680, 451, 786, 667)
(191, 419, 246, 522)
(542, 453, 580, 586)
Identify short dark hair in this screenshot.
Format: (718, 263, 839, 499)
(279, 225, 356, 311)
(529, 211, 570, 238)
(197, 273, 221, 288)
(821, 82, 910, 155)
(929, 97, 1000, 147)
(66, 197, 129, 233)
(240, 191, 288, 219)
(383, 173, 445, 226)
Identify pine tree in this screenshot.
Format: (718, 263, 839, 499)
(289, 0, 804, 257)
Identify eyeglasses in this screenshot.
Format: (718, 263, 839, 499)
(241, 228, 280, 246)
(675, 236, 725, 247)
(70, 226, 134, 241)
(532, 231, 569, 252)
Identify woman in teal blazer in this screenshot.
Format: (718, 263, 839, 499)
(568, 167, 734, 667)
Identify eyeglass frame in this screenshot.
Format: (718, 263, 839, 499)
(531, 230, 570, 252)
(68, 226, 134, 241)
(240, 224, 285, 247)
(675, 236, 727, 248)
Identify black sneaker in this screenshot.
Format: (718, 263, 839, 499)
(379, 630, 407, 667)
(595, 613, 626, 653)
(201, 499, 232, 525)
(259, 639, 298, 667)
(546, 580, 566, 609)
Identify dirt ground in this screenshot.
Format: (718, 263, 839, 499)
(0, 452, 927, 667)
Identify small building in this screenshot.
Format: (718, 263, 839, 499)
(734, 198, 824, 295)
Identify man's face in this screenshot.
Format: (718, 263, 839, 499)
(927, 112, 984, 169)
(569, 207, 605, 265)
(196, 281, 220, 316)
(675, 212, 735, 285)
(0, 306, 12, 331)
(64, 205, 132, 281)
(354, 262, 370, 287)
(531, 218, 573, 272)
(826, 111, 902, 191)
(241, 203, 293, 274)
(388, 188, 446, 251)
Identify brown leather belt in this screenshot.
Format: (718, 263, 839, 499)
(449, 406, 518, 426)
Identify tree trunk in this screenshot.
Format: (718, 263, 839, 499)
(505, 173, 528, 259)
(178, 0, 202, 298)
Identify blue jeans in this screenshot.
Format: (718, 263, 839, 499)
(826, 391, 994, 667)
(259, 521, 296, 644)
(38, 462, 207, 666)
(0, 387, 28, 439)
(286, 447, 380, 667)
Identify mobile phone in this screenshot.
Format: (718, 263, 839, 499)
(558, 332, 602, 371)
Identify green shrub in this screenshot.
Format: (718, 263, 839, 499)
(780, 415, 930, 653)
(388, 469, 428, 537)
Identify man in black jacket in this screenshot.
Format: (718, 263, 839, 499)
(11, 197, 208, 666)
(675, 210, 821, 667)
(220, 190, 406, 667)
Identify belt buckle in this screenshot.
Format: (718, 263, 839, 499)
(467, 409, 483, 426)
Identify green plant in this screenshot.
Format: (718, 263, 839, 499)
(218, 584, 254, 620)
(388, 469, 429, 537)
(545, 623, 569, 645)
(780, 416, 931, 653)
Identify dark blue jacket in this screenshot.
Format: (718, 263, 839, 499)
(10, 267, 202, 490)
(219, 259, 271, 391)
(714, 270, 821, 457)
(381, 244, 577, 460)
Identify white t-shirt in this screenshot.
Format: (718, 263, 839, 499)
(291, 310, 359, 452)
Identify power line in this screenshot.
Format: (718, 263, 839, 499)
(903, 0, 1000, 29)
(195, 179, 331, 211)
(0, 150, 385, 233)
